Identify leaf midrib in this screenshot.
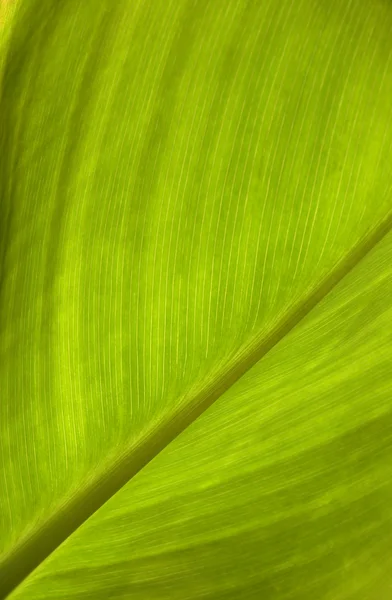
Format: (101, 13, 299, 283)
(1, 210, 392, 599)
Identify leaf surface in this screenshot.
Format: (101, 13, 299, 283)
(0, 0, 392, 598)
(9, 218, 392, 600)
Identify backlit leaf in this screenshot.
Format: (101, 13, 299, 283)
(1, 0, 392, 598)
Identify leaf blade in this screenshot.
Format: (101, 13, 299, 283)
(9, 209, 392, 600)
(1, 0, 392, 596)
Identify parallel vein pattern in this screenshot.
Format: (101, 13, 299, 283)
(1, 0, 392, 597)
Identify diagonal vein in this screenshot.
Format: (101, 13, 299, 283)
(1, 208, 392, 599)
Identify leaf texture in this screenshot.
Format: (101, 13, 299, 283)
(0, 0, 392, 598)
(9, 218, 392, 600)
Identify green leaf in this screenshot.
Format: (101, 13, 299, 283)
(1, 0, 392, 598)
